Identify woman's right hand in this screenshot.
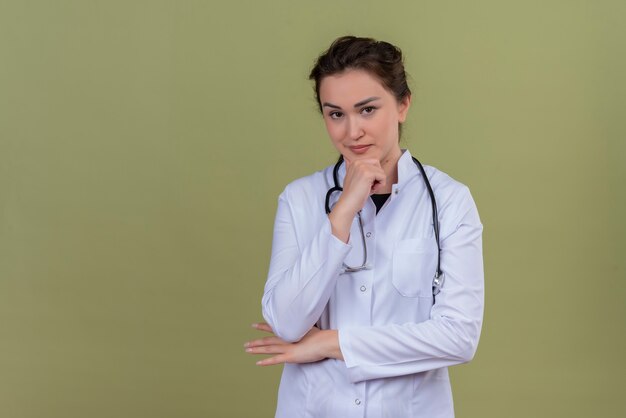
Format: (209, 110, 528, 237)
(245, 323, 343, 366)
(328, 158, 386, 243)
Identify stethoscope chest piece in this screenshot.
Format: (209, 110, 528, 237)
(432, 272, 445, 296)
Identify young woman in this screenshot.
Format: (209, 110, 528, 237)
(245, 36, 484, 418)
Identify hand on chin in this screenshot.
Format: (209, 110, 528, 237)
(343, 148, 379, 165)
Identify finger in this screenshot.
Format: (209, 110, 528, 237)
(251, 322, 274, 333)
(345, 161, 381, 182)
(256, 354, 288, 366)
(371, 172, 387, 191)
(244, 336, 285, 348)
(245, 344, 287, 355)
(350, 162, 385, 181)
(350, 158, 380, 168)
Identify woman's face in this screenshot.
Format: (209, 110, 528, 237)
(319, 69, 410, 165)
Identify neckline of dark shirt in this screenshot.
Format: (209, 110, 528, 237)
(370, 193, 391, 214)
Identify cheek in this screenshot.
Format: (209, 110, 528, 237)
(324, 120, 345, 143)
(381, 113, 400, 135)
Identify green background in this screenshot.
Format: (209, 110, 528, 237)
(1, 1, 624, 417)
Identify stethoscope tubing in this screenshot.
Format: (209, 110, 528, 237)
(324, 155, 444, 296)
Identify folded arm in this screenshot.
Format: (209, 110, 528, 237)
(261, 192, 352, 342)
(253, 188, 483, 382)
(339, 190, 484, 382)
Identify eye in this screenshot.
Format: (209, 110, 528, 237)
(361, 106, 377, 115)
(329, 111, 344, 119)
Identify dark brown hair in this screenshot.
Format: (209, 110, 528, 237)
(309, 36, 411, 112)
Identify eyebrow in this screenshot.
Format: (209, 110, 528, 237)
(322, 96, 381, 110)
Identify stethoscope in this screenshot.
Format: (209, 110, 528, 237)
(324, 155, 445, 298)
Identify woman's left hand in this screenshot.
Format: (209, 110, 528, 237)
(245, 323, 343, 366)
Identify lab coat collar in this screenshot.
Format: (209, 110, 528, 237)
(396, 149, 421, 187)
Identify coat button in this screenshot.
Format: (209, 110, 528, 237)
(360, 285, 366, 292)
(355, 398, 361, 405)
(366, 232, 372, 238)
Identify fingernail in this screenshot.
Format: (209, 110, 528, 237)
(243, 342, 249, 348)
(246, 348, 252, 353)
(251, 323, 258, 328)
(256, 360, 263, 366)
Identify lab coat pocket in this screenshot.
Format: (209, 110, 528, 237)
(392, 238, 437, 297)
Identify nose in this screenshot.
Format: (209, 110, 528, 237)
(348, 116, 364, 140)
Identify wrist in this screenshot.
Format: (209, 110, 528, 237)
(320, 330, 343, 361)
(328, 202, 356, 243)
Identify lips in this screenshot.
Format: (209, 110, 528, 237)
(349, 145, 372, 154)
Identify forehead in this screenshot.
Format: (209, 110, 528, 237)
(319, 69, 391, 104)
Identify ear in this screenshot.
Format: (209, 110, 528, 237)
(397, 95, 411, 123)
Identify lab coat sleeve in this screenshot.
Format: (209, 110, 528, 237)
(262, 189, 352, 343)
(338, 187, 484, 383)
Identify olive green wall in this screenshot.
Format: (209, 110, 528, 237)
(1, 1, 624, 417)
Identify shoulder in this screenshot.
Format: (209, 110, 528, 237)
(423, 165, 471, 202)
(421, 164, 481, 231)
(403, 151, 472, 208)
(278, 164, 334, 206)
